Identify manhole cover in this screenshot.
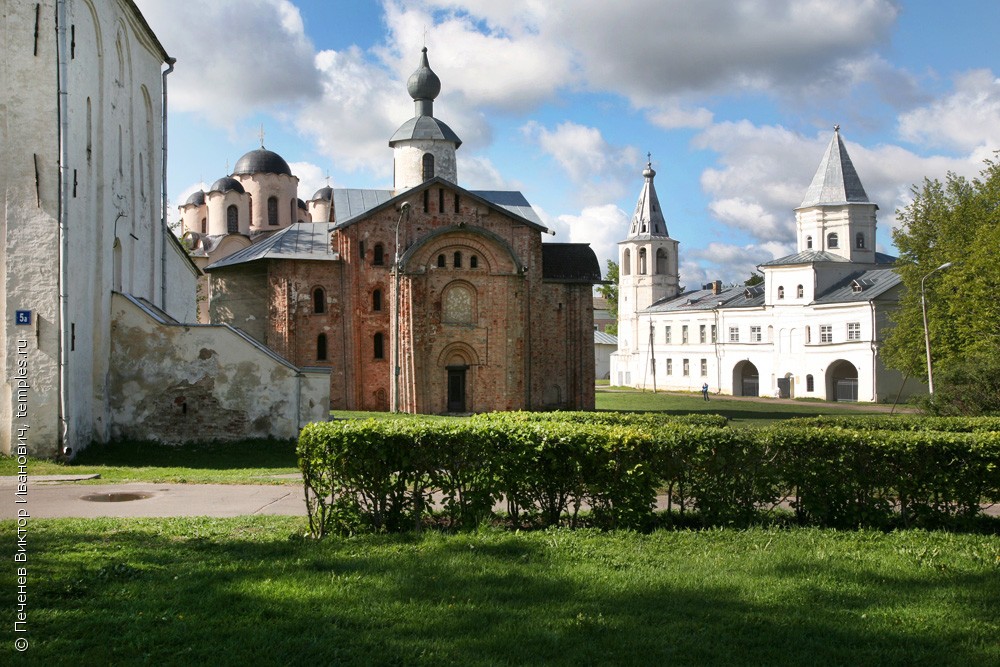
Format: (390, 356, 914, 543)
(81, 492, 154, 503)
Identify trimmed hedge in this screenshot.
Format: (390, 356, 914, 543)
(297, 414, 1000, 537)
(786, 415, 1000, 433)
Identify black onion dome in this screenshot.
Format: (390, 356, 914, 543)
(297, 198, 308, 210)
(312, 185, 334, 201)
(407, 47, 441, 101)
(209, 176, 245, 194)
(184, 190, 206, 206)
(233, 148, 292, 177)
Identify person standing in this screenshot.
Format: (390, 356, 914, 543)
(702, 383, 710, 401)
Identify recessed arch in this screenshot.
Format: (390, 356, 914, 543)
(442, 281, 476, 325)
(732, 360, 759, 397)
(826, 360, 858, 402)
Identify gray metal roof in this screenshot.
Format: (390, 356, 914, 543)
(331, 189, 396, 223)
(645, 284, 764, 313)
(815, 268, 901, 303)
(541, 244, 602, 283)
(209, 176, 245, 195)
(233, 148, 293, 177)
(798, 127, 874, 209)
(594, 330, 618, 345)
(471, 190, 546, 227)
(205, 223, 339, 270)
(760, 250, 896, 268)
(389, 116, 462, 147)
(627, 161, 671, 239)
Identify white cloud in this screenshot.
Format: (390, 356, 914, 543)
(136, 0, 321, 124)
(544, 204, 628, 272)
(898, 69, 1000, 154)
(288, 161, 330, 202)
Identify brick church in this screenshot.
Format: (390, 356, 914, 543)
(185, 49, 601, 413)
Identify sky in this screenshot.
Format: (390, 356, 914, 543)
(135, 0, 1000, 288)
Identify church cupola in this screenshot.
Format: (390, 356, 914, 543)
(390, 48, 462, 192)
(795, 126, 878, 262)
(617, 156, 681, 346)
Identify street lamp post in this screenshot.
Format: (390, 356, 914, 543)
(920, 261, 952, 396)
(392, 202, 411, 413)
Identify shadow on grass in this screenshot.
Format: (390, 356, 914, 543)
(11, 519, 999, 666)
(70, 438, 298, 471)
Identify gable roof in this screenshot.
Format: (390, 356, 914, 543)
(330, 177, 549, 232)
(204, 223, 338, 271)
(541, 244, 602, 283)
(814, 268, 902, 303)
(760, 250, 896, 268)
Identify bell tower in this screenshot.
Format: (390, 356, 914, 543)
(617, 157, 680, 355)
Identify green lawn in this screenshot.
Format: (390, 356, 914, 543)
(4, 518, 998, 666)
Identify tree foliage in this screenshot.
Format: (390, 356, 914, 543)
(882, 156, 1000, 396)
(596, 260, 619, 335)
(744, 271, 764, 287)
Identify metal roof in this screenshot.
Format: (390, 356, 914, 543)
(645, 284, 765, 313)
(760, 250, 896, 267)
(626, 160, 671, 239)
(470, 190, 546, 227)
(389, 116, 462, 147)
(541, 244, 602, 283)
(594, 330, 618, 345)
(798, 127, 874, 209)
(233, 148, 293, 177)
(204, 223, 339, 270)
(815, 268, 902, 303)
(331, 189, 396, 223)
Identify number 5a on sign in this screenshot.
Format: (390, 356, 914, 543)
(15, 310, 32, 325)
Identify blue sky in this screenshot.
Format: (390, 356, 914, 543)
(135, 0, 1000, 287)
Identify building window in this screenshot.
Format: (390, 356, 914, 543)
(656, 248, 668, 275)
(847, 322, 861, 341)
(443, 283, 474, 324)
(778, 286, 785, 300)
(226, 205, 238, 233)
(622, 249, 631, 275)
(423, 189, 430, 213)
(682, 359, 690, 376)
(805, 326, 811, 344)
(796, 284, 804, 299)
(453, 251, 462, 268)
(806, 235, 813, 250)
(373, 244, 385, 266)
(665, 326, 672, 344)
(437, 254, 446, 268)
(372, 289, 382, 312)
(750, 325, 762, 343)
(470, 255, 478, 269)
(438, 188, 445, 214)
(728, 326, 740, 343)
(359, 241, 365, 259)
(699, 324, 706, 344)
(828, 232, 839, 249)
(200, 218, 207, 234)
(711, 325, 717, 343)
(454, 193, 460, 213)
(682, 325, 689, 344)
(700, 359, 708, 376)
(666, 359, 673, 375)
(820, 325, 833, 343)
(316, 334, 328, 361)
(638, 248, 647, 275)
(313, 287, 326, 314)
(373, 332, 385, 359)
(422, 153, 434, 181)
(856, 233, 865, 249)
(267, 196, 279, 226)
(806, 374, 814, 392)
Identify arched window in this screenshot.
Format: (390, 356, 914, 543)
(373, 244, 384, 266)
(226, 205, 238, 233)
(778, 286, 785, 300)
(453, 251, 462, 268)
(806, 374, 814, 392)
(422, 153, 434, 181)
(623, 249, 631, 275)
(437, 254, 446, 268)
(656, 248, 668, 274)
(638, 248, 647, 275)
(200, 218, 207, 234)
(855, 232, 865, 249)
(267, 196, 278, 226)
(796, 284, 804, 299)
(313, 287, 326, 314)
(470, 255, 478, 269)
(828, 232, 839, 249)
(806, 235, 813, 250)
(373, 333, 385, 359)
(372, 289, 382, 312)
(805, 326, 811, 344)
(316, 334, 328, 361)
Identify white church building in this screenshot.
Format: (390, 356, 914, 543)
(611, 128, 921, 403)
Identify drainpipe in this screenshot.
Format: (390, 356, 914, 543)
(56, 0, 71, 458)
(870, 300, 878, 402)
(160, 58, 176, 310)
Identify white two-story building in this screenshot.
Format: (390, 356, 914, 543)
(611, 128, 921, 402)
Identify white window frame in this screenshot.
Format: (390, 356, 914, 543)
(820, 324, 833, 344)
(682, 358, 690, 376)
(700, 358, 708, 376)
(847, 322, 861, 341)
(728, 326, 740, 343)
(665, 326, 672, 344)
(750, 325, 762, 343)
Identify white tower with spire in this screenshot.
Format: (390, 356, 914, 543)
(389, 48, 463, 191)
(616, 157, 680, 360)
(794, 126, 878, 262)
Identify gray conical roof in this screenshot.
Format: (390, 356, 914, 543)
(798, 127, 871, 208)
(627, 159, 670, 239)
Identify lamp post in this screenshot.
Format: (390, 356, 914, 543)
(392, 202, 411, 413)
(920, 261, 952, 396)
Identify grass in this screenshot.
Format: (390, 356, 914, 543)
(0, 439, 300, 485)
(3, 518, 998, 666)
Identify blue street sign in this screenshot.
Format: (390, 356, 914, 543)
(15, 310, 32, 326)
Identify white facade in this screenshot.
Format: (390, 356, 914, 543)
(611, 129, 922, 403)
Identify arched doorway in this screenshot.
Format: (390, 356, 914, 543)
(732, 361, 759, 397)
(826, 360, 858, 401)
(776, 372, 794, 398)
(439, 345, 479, 414)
